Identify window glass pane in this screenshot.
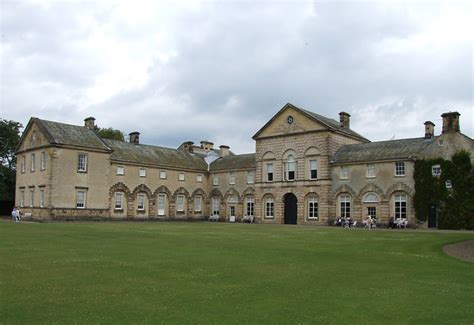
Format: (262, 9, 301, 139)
(212, 197, 220, 215)
(246, 196, 254, 216)
(194, 196, 202, 212)
(160, 171, 167, 179)
(115, 192, 123, 209)
(157, 194, 166, 215)
(177, 195, 184, 211)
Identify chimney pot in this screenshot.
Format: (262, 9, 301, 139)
(339, 112, 351, 129)
(424, 121, 435, 139)
(129, 132, 140, 145)
(200, 140, 214, 152)
(84, 117, 96, 129)
(441, 112, 460, 134)
(219, 145, 230, 158)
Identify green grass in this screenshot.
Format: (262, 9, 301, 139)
(1, 222, 473, 324)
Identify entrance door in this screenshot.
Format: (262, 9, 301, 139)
(229, 205, 236, 217)
(284, 193, 298, 225)
(428, 205, 437, 228)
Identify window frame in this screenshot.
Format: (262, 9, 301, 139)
(137, 193, 146, 211)
(229, 171, 236, 185)
(77, 153, 88, 173)
(340, 194, 351, 218)
(366, 164, 376, 178)
(114, 192, 123, 210)
(394, 194, 407, 220)
(116, 166, 125, 176)
(21, 156, 26, 173)
(40, 151, 46, 171)
(309, 159, 318, 180)
(76, 189, 87, 209)
(307, 196, 319, 220)
(30, 153, 35, 172)
(178, 173, 185, 181)
(160, 171, 167, 179)
(197, 174, 203, 183)
(213, 175, 219, 186)
(29, 188, 34, 207)
(340, 166, 349, 180)
(247, 170, 254, 184)
(157, 194, 166, 216)
(176, 194, 185, 212)
(395, 162, 405, 176)
(39, 189, 45, 208)
(286, 155, 296, 181)
(139, 168, 147, 178)
(20, 190, 25, 207)
(246, 196, 255, 217)
(212, 197, 220, 216)
(432, 164, 441, 177)
(264, 196, 274, 219)
(266, 163, 274, 182)
(194, 195, 202, 212)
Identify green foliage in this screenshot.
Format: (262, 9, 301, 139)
(0, 119, 22, 200)
(92, 125, 125, 141)
(414, 150, 474, 229)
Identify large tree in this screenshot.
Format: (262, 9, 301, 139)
(94, 126, 125, 142)
(0, 119, 22, 201)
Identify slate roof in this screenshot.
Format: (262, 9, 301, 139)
(210, 153, 256, 171)
(33, 118, 111, 151)
(103, 139, 208, 171)
(331, 137, 439, 164)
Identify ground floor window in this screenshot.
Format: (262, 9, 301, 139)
(115, 192, 123, 210)
(194, 195, 202, 212)
(137, 193, 146, 211)
(246, 196, 254, 216)
(212, 197, 220, 215)
(76, 189, 87, 209)
(265, 196, 274, 218)
(29, 189, 34, 207)
(176, 195, 185, 212)
(39, 189, 45, 208)
(367, 206, 376, 219)
(157, 194, 166, 216)
(20, 190, 25, 207)
(394, 194, 407, 219)
(307, 196, 318, 220)
(340, 194, 351, 218)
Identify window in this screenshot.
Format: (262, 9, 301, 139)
(194, 195, 202, 212)
(40, 151, 46, 170)
(265, 197, 274, 218)
(137, 194, 145, 211)
(197, 174, 203, 182)
(309, 160, 318, 179)
(340, 194, 351, 218)
(115, 192, 123, 210)
(160, 171, 167, 179)
(212, 197, 220, 215)
(29, 189, 34, 207)
(307, 196, 318, 220)
(76, 189, 86, 209)
(432, 164, 441, 177)
(21, 156, 25, 173)
(78, 153, 87, 172)
(247, 171, 254, 184)
(445, 180, 452, 189)
(394, 194, 407, 219)
(139, 168, 146, 177)
(246, 196, 254, 217)
(287, 155, 296, 180)
(363, 193, 379, 203)
(30, 153, 35, 172)
(176, 195, 185, 212)
(395, 162, 405, 176)
(178, 173, 185, 181)
(213, 176, 219, 186)
(116, 166, 125, 175)
(367, 207, 376, 219)
(20, 190, 25, 207)
(39, 189, 45, 208)
(229, 172, 236, 185)
(157, 194, 166, 216)
(340, 166, 349, 179)
(367, 164, 376, 178)
(266, 163, 274, 182)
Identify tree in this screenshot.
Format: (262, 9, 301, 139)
(94, 126, 125, 142)
(0, 119, 22, 201)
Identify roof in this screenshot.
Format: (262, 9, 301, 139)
(331, 137, 438, 164)
(20, 118, 111, 151)
(104, 139, 208, 171)
(210, 154, 256, 171)
(253, 103, 369, 142)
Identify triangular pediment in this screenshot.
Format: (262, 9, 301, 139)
(16, 118, 53, 153)
(253, 103, 330, 140)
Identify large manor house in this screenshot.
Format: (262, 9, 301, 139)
(15, 103, 473, 227)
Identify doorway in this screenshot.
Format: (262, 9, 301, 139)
(428, 205, 437, 228)
(284, 193, 298, 225)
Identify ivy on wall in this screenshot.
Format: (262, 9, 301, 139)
(414, 150, 474, 230)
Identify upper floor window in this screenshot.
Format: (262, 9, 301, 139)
(247, 170, 254, 184)
(21, 156, 25, 173)
(432, 164, 441, 177)
(213, 175, 219, 186)
(266, 163, 274, 182)
(307, 196, 318, 220)
(116, 166, 125, 175)
(76, 189, 87, 209)
(287, 155, 296, 181)
(340, 166, 349, 179)
(178, 173, 185, 181)
(30, 153, 35, 172)
(139, 168, 146, 177)
(137, 194, 146, 211)
(40, 151, 46, 171)
(160, 171, 167, 179)
(77, 153, 88, 172)
(229, 172, 236, 185)
(395, 162, 405, 176)
(197, 174, 203, 182)
(309, 160, 318, 179)
(366, 164, 376, 178)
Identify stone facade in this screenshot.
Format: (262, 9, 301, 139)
(15, 103, 473, 226)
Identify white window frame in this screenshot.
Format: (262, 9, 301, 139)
(229, 171, 236, 185)
(340, 166, 349, 180)
(395, 162, 405, 176)
(30, 153, 35, 172)
(432, 164, 441, 177)
(247, 171, 254, 184)
(307, 196, 318, 220)
(286, 155, 296, 181)
(115, 192, 123, 210)
(212, 197, 220, 215)
(20, 190, 25, 207)
(137, 193, 146, 211)
(246, 196, 254, 217)
(116, 166, 125, 175)
(178, 173, 185, 181)
(340, 194, 351, 218)
(309, 159, 318, 180)
(29, 189, 34, 207)
(78, 153, 88, 172)
(157, 194, 166, 216)
(266, 163, 274, 182)
(76, 189, 86, 209)
(366, 164, 376, 178)
(39, 189, 45, 208)
(367, 206, 377, 219)
(139, 168, 146, 177)
(265, 197, 274, 218)
(394, 194, 407, 220)
(197, 174, 203, 183)
(176, 194, 185, 212)
(40, 151, 46, 171)
(21, 156, 26, 173)
(194, 195, 202, 212)
(160, 171, 167, 179)
(213, 175, 219, 186)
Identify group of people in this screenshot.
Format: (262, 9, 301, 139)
(11, 207, 22, 222)
(334, 216, 355, 228)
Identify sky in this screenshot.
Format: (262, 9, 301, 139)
(1, 0, 472, 154)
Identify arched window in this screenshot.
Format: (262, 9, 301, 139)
(287, 155, 296, 181)
(339, 194, 351, 218)
(363, 192, 379, 203)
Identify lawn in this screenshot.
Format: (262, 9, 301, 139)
(1, 222, 473, 324)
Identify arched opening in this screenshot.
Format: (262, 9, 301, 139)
(284, 193, 298, 224)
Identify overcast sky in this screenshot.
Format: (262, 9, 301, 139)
(1, 0, 472, 153)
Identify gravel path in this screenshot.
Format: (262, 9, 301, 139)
(443, 240, 474, 262)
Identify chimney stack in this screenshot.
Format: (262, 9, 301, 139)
(200, 140, 214, 152)
(129, 132, 140, 145)
(339, 112, 350, 129)
(179, 141, 194, 152)
(424, 121, 435, 139)
(84, 117, 96, 129)
(441, 112, 460, 134)
(219, 145, 230, 158)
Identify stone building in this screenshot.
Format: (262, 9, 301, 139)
(15, 103, 473, 226)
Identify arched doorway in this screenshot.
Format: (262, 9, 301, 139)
(284, 193, 298, 224)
